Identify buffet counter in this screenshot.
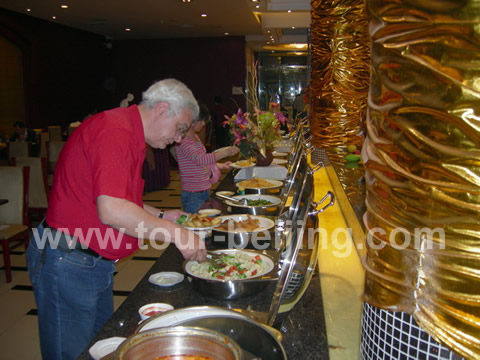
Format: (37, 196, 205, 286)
(78, 171, 330, 359)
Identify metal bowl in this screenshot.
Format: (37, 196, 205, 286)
(113, 326, 243, 360)
(183, 249, 278, 300)
(225, 194, 282, 216)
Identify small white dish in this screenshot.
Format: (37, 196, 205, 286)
(138, 302, 174, 320)
(89, 337, 126, 360)
(216, 190, 234, 197)
(198, 208, 221, 217)
(148, 271, 184, 287)
(271, 158, 287, 165)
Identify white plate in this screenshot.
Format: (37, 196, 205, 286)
(225, 194, 281, 208)
(216, 190, 235, 197)
(89, 337, 126, 360)
(214, 214, 275, 233)
(236, 178, 283, 190)
(213, 146, 235, 153)
(184, 223, 220, 231)
(271, 158, 287, 165)
(230, 161, 256, 169)
(198, 208, 221, 217)
(272, 151, 288, 157)
(148, 272, 184, 287)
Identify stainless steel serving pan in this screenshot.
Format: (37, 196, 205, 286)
(210, 215, 276, 249)
(183, 249, 278, 300)
(112, 326, 243, 360)
(235, 178, 283, 195)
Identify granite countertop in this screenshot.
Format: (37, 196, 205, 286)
(78, 171, 329, 359)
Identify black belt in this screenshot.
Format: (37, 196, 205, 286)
(42, 220, 103, 258)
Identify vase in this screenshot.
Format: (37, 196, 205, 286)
(255, 150, 274, 166)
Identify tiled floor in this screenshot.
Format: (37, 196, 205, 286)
(0, 169, 199, 360)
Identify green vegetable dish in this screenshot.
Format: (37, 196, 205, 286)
(246, 199, 273, 206)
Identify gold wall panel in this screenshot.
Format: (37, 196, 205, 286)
(363, 0, 480, 357)
(310, 0, 370, 155)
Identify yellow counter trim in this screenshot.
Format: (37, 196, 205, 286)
(313, 165, 365, 360)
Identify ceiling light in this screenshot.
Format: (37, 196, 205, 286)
(224, 32, 229, 36)
(60, 5, 68, 9)
(52, 16, 56, 19)
(201, 13, 207, 17)
(255, 5, 260, 8)
(287, 10, 292, 13)
(125, 28, 132, 32)
(251, 0, 259, 2)
(26, 8, 31, 12)
(181, 0, 192, 2)
(292, 26, 295, 29)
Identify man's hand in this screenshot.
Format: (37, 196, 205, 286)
(174, 228, 207, 262)
(164, 209, 189, 222)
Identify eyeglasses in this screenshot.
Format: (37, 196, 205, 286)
(176, 123, 190, 138)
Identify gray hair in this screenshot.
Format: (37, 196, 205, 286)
(141, 79, 199, 119)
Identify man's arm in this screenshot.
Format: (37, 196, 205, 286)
(97, 195, 206, 261)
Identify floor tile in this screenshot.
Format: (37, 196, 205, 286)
(0, 315, 41, 360)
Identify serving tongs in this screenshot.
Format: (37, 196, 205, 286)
(215, 192, 249, 206)
(205, 251, 228, 268)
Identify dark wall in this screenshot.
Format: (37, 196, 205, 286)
(110, 37, 246, 116)
(0, 9, 247, 130)
(0, 9, 111, 129)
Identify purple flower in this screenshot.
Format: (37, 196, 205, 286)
(275, 112, 287, 125)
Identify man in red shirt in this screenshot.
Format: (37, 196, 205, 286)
(26, 79, 206, 360)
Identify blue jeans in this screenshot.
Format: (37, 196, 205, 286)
(26, 223, 115, 360)
(181, 190, 210, 213)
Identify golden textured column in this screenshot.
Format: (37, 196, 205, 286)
(310, 0, 370, 160)
(363, 0, 480, 357)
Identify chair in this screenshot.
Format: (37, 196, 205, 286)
(11, 157, 48, 221)
(0, 166, 30, 283)
(39, 131, 49, 158)
(7, 142, 31, 160)
(47, 126, 63, 141)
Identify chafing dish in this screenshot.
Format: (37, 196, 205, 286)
(135, 306, 287, 360)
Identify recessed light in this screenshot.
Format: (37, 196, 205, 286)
(26, 8, 31, 12)
(255, 5, 260, 8)
(201, 13, 207, 17)
(52, 16, 56, 19)
(125, 28, 132, 32)
(224, 32, 229, 36)
(60, 5, 68, 9)
(182, 0, 192, 2)
(251, 0, 259, 2)
(292, 26, 295, 29)
(288, 10, 292, 13)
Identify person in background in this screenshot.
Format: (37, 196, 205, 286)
(26, 78, 206, 360)
(175, 102, 239, 213)
(211, 96, 230, 149)
(9, 121, 37, 143)
(293, 88, 307, 119)
(120, 92, 135, 107)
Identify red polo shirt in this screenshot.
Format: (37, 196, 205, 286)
(46, 105, 146, 259)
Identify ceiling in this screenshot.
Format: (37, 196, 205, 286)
(1, 0, 311, 52)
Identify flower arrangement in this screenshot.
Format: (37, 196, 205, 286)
(223, 104, 288, 158)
